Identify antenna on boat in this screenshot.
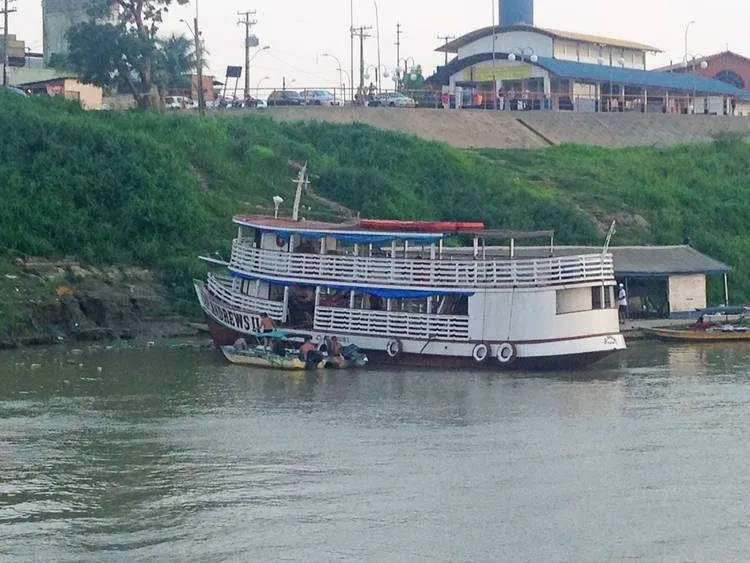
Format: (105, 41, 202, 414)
(272, 196, 284, 218)
(602, 220, 616, 254)
(291, 161, 308, 221)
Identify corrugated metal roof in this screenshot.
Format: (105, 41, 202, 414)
(541, 28, 660, 53)
(509, 245, 731, 276)
(534, 56, 749, 97)
(436, 25, 660, 54)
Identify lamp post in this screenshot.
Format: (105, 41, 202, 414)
(255, 74, 269, 98)
(684, 20, 695, 66)
(507, 48, 538, 110)
(323, 52, 350, 100)
(179, 9, 204, 116)
(398, 56, 415, 89)
(686, 54, 708, 113)
(246, 45, 269, 99)
(372, 0, 382, 92)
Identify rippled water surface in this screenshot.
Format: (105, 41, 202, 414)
(2, 341, 750, 561)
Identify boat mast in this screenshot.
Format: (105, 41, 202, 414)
(291, 161, 308, 221)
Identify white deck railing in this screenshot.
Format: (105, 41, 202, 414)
(229, 242, 614, 289)
(206, 274, 285, 319)
(314, 306, 470, 340)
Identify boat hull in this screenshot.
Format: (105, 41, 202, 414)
(200, 298, 624, 371)
(646, 327, 750, 342)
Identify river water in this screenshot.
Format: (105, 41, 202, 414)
(2, 340, 750, 562)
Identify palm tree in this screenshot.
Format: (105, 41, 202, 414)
(156, 34, 198, 97)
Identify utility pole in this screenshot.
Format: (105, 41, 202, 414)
(349, 0, 354, 103)
(2, 0, 17, 87)
(238, 10, 257, 101)
(395, 22, 401, 89)
(353, 25, 371, 104)
(437, 34, 454, 66)
(194, 15, 204, 115)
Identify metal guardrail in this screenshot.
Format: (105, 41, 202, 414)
(315, 306, 470, 340)
(229, 243, 615, 289)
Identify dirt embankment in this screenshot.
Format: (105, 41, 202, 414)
(0, 259, 205, 349)
(258, 106, 750, 149)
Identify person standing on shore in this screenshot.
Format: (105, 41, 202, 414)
(618, 283, 628, 323)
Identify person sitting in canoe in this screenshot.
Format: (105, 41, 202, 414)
(695, 315, 710, 330)
(299, 336, 323, 366)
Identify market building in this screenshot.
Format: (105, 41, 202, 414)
(426, 0, 749, 114)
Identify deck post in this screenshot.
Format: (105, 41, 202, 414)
(724, 273, 729, 306)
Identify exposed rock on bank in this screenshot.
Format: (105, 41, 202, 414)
(0, 259, 206, 349)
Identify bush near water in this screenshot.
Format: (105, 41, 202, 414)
(0, 92, 749, 341)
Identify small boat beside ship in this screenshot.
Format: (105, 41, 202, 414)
(221, 330, 368, 370)
(645, 306, 750, 342)
(195, 163, 625, 370)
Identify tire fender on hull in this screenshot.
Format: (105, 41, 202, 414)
(472, 343, 489, 363)
(496, 342, 516, 365)
(386, 338, 402, 359)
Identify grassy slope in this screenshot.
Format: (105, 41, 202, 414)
(0, 92, 748, 336)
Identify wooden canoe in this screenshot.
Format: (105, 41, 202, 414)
(645, 326, 750, 342)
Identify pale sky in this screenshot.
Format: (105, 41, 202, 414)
(8, 0, 749, 94)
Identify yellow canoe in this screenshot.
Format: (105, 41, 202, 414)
(646, 326, 750, 342)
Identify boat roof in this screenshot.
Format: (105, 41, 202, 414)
(233, 215, 553, 241)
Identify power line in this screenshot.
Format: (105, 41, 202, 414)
(237, 9, 257, 100)
(352, 25, 371, 103)
(2, 0, 17, 87)
(395, 22, 401, 89)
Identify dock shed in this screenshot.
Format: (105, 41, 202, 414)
(608, 245, 731, 319)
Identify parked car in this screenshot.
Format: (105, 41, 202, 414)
(164, 95, 190, 109)
(367, 91, 416, 108)
(300, 89, 342, 106)
(266, 90, 302, 106)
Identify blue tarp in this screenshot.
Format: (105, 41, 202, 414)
(228, 269, 473, 298)
(260, 228, 443, 245)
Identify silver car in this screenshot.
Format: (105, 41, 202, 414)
(300, 89, 343, 106)
(367, 91, 416, 107)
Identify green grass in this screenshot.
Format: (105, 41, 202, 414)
(1, 91, 749, 335)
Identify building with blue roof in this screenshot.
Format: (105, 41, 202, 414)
(426, 18, 750, 115)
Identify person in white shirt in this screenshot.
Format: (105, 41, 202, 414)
(618, 283, 628, 323)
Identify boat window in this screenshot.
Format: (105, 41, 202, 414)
(557, 287, 593, 314)
(591, 286, 603, 310)
(604, 286, 614, 309)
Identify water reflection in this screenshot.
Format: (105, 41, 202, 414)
(2, 341, 750, 560)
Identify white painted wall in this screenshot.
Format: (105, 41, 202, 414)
(457, 31, 554, 60)
(668, 274, 707, 314)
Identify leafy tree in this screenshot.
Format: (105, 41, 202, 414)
(67, 0, 189, 111)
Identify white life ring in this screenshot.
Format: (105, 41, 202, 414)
(472, 343, 488, 363)
(496, 342, 516, 364)
(386, 338, 402, 358)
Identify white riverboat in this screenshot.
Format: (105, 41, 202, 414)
(195, 166, 625, 369)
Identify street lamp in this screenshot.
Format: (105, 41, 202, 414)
(684, 20, 696, 66)
(507, 48, 538, 110)
(249, 45, 269, 64)
(372, 0, 382, 92)
(397, 56, 415, 89)
(255, 74, 270, 98)
(323, 53, 350, 99)
(686, 54, 708, 113)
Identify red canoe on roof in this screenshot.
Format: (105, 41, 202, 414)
(359, 219, 485, 232)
